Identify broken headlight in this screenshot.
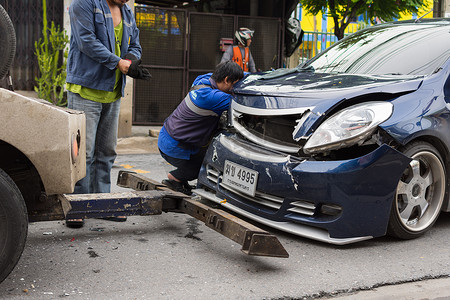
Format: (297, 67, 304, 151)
(303, 102, 393, 154)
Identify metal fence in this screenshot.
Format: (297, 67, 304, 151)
(297, 31, 338, 64)
(133, 6, 283, 125)
(0, 0, 63, 91)
(296, 28, 360, 65)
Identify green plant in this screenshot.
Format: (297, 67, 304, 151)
(34, 0, 69, 106)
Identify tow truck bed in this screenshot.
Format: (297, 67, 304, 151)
(59, 171, 289, 258)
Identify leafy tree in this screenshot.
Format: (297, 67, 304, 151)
(299, 0, 428, 40)
(34, 0, 69, 106)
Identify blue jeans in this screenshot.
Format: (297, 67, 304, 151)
(68, 91, 120, 194)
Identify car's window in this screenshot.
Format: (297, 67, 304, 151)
(304, 23, 450, 75)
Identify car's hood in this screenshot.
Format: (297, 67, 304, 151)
(233, 71, 423, 113)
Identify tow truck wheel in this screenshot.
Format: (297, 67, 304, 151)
(0, 168, 28, 283)
(0, 4, 16, 80)
(388, 142, 446, 239)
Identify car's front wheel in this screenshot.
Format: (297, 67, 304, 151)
(388, 141, 446, 239)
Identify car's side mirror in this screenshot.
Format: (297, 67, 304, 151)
(285, 18, 304, 58)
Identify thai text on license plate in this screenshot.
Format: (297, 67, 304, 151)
(222, 160, 258, 197)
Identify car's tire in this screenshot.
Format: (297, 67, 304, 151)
(0, 4, 16, 80)
(0, 168, 28, 283)
(388, 141, 446, 239)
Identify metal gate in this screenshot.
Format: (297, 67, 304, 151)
(133, 6, 282, 125)
(0, 0, 63, 91)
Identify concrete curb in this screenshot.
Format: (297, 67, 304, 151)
(116, 126, 160, 155)
(116, 136, 158, 155)
(323, 276, 450, 300)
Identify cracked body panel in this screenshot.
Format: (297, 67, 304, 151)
(198, 133, 411, 243)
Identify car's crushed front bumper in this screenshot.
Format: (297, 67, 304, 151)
(196, 133, 411, 244)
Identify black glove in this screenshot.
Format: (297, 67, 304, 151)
(124, 53, 152, 80)
(124, 53, 138, 61)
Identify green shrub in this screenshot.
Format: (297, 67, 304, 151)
(34, 0, 69, 106)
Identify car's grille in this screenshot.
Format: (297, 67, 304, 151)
(240, 114, 299, 145)
(206, 165, 317, 216)
(206, 165, 281, 212)
(205, 166, 220, 184)
(230, 108, 307, 154)
(238, 114, 299, 146)
(287, 201, 315, 216)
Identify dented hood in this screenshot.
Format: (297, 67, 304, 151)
(233, 71, 423, 113)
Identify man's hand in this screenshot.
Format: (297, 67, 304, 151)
(123, 53, 152, 80)
(117, 59, 132, 74)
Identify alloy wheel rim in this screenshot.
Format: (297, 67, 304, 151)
(395, 150, 445, 232)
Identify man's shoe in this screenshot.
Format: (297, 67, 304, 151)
(162, 179, 192, 195)
(182, 182, 195, 194)
(66, 219, 84, 228)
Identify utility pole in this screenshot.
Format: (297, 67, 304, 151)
(435, 0, 450, 17)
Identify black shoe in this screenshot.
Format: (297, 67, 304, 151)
(183, 182, 196, 195)
(162, 179, 192, 195)
(66, 219, 84, 228)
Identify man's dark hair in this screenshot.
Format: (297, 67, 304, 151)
(211, 61, 244, 83)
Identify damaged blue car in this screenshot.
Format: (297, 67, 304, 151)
(194, 19, 450, 245)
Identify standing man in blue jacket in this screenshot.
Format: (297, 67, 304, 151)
(158, 61, 244, 195)
(65, 0, 150, 227)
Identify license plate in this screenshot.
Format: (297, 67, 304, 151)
(222, 160, 258, 197)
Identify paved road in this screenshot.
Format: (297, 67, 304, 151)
(0, 139, 449, 299)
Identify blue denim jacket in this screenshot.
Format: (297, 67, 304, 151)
(66, 0, 142, 96)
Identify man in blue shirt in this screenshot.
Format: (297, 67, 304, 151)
(158, 61, 244, 195)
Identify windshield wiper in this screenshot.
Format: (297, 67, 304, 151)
(260, 65, 314, 80)
(297, 65, 315, 72)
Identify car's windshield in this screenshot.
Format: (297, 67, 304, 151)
(303, 23, 450, 76)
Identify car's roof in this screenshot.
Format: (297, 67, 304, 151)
(381, 17, 450, 26)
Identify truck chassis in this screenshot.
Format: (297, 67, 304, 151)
(61, 171, 289, 258)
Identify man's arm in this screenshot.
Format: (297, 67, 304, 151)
(248, 51, 257, 73)
(119, 4, 142, 74)
(123, 4, 142, 60)
(220, 46, 234, 64)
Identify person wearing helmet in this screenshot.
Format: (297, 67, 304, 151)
(220, 27, 257, 73)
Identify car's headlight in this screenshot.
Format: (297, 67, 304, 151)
(303, 101, 393, 154)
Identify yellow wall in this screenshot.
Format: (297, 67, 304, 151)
(297, 0, 434, 34)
